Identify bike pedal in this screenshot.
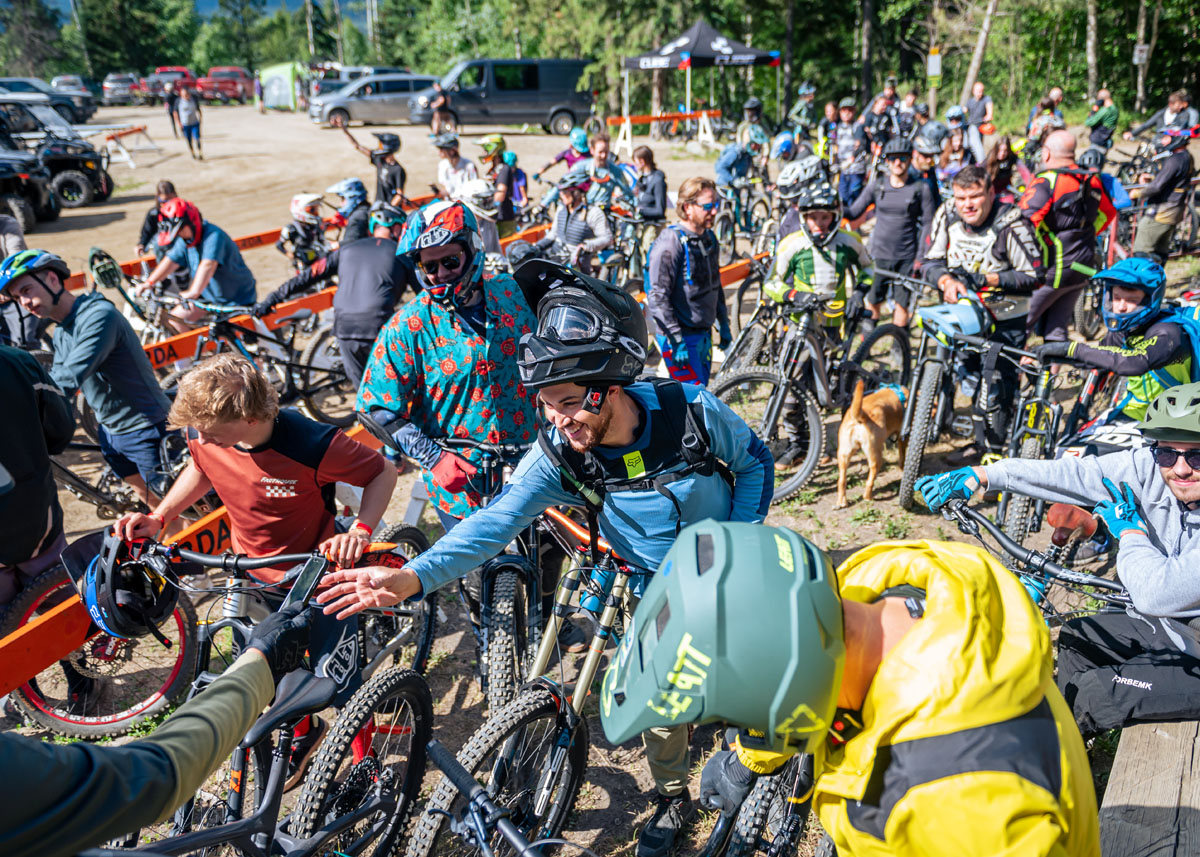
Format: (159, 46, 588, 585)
(950, 416, 974, 438)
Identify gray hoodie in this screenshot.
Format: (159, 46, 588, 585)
(984, 448, 1200, 654)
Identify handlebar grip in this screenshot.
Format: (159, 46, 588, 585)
(427, 740, 483, 801)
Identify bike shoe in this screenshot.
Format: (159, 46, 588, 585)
(285, 715, 329, 791)
(1072, 537, 1112, 565)
(945, 443, 986, 467)
(557, 618, 590, 654)
(637, 792, 696, 857)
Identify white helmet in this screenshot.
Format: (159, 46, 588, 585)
(777, 155, 830, 200)
(289, 193, 324, 226)
(459, 178, 498, 222)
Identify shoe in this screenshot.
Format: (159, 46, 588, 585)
(637, 792, 696, 857)
(945, 443, 985, 467)
(1072, 537, 1112, 565)
(64, 676, 101, 717)
(284, 716, 328, 791)
(557, 618, 589, 654)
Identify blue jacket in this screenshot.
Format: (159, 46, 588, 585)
(715, 144, 752, 187)
(402, 381, 775, 597)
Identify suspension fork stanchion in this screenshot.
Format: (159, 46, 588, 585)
(527, 562, 583, 678)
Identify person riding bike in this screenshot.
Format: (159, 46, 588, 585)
(922, 164, 1045, 464)
(600, 520, 1101, 857)
(533, 166, 614, 276)
(135, 181, 190, 297)
(1, 250, 175, 510)
(0, 597, 313, 857)
(338, 126, 407, 207)
(736, 96, 768, 156)
(538, 132, 635, 212)
(770, 131, 799, 168)
(324, 177, 371, 245)
(113, 353, 398, 787)
(647, 176, 728, 386)
(477, 133, 519, 239)
(140, 198, 258, 333)
(254, 204, 416, 387)
(431, 131, 478, 200)
(1129, 125, 1198, 258)
(715, 126, 768, 188)
(845, 137, 937, 327)
(918, 380, 1200, 738)
(321, 260, 774, 857)
(275, 193, 328, 272)
(1125, 89, 1198, 141)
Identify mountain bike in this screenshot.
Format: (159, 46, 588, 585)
(714, 176, 772, 266)
(402, 512, 642, 857)
(712, 289, 912, 502)
(698, 753, 814, 857)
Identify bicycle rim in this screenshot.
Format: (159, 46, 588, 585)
(300, 326, 355, 427)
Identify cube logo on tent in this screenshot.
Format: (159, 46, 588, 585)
(659, 36, 690, 56)
(709, 37, 733, 55)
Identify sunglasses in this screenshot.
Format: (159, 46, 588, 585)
(690, 200, 719, 212)
(1150, 444, 1200, 470)
(417, 253, 464, 275)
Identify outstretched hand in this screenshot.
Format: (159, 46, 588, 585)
(315, 564, 422, 619)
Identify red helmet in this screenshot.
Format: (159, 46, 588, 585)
(157, 198, 203, 248)
(407, 202, 484, 306)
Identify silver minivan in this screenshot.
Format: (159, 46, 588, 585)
(309, 73, 437, 126)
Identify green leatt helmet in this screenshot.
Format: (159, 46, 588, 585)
(600, 520, 845, 755)
(1140, 382, 1200, 443)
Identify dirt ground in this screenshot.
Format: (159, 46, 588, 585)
(11, 103, 1200, 855)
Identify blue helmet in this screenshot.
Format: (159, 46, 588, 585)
(797, 81, 816, 97)
(325, 177, 368, 219)
(62, 530, 178, 641)
(0, 248, 70, 296)
(1097, 257, 1167, 333)
(770, 131, 796, 161)
(569, 127, 589, 154)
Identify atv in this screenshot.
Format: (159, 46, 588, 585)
(0, 145, 59, 232)
(0, 92, 112, 208)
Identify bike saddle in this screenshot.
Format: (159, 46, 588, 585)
(241, 669, 337, 748)
(1046, 502, 1098, 547)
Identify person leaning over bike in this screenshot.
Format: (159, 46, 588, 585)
(114, 353, 397, 787)
(845, 137, 937, 327)
(322, 260, 774, 857)
(0, 599, 312, 857)
(646, 176, 727, 386)
(1125, 89, 1198, 141)
(1128, 125, 1198, 258)
(253, 204, 416, 387)
(919, 382, 1200, 738)
(600, 521, 1100, 857)
(923, 164, 1044, 464)
(0, 250, 174, 509)
(715, 127, 767, 189)
(534, 166, 613, 277)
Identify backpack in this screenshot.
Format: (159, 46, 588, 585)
(642, 224, 695, 296)
(1150, 305, 1200, 385)
(537, 378, 733, 564)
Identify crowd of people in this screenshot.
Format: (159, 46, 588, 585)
(0, 75, 1199, 857)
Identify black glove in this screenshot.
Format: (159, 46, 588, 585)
(252, 300, 275, 318)
(700, 749, 758, 815)
(1034, 340, 1075, 361)
(247, 602, 312, 682)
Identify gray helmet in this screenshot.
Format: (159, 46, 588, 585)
(913, 133, 943, 156)
(1077, 147, 1105, 171)
(1140, 383, 1200, 443)
(795, 178, 841, 246)
(556, 165, 590, 191)
(431, 132, 459, 149)
(883, 137, 913, 159)
(777, 155, 830, 199)
(838, 97, 856, 110)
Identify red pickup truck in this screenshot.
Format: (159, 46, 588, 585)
(196, 67, 254, 103)
(141, 66, 198, 104)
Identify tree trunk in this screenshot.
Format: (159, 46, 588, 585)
(784, 0, 795, 101)
(860, 0, 874, 105)
(69, 0, 94, 79)
(1085, 0, 1098, 99)
(1136, 0, 1163, 112)
(305, 0, 316, 58)
(928, 0, 942, 117)
(332, 0, 345, 64)
(959, 0, 1000, 105)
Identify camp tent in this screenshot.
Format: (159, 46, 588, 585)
(261, 62, 306, 111)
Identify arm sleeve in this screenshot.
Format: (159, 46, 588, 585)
(1069, 325, 1184, 375)
(1114, 531, 1200, 616)
(261, 250, 339, 310)
(138, 209, 158, 249)
(34, 365, 74, 455)
(917, 182, 937, 252)
(845, 179, 878, 219)
(995, 217, 1043, 292)
(534, 218, 558, 250)
(48, 307, 119, 399)
(315, 429, 387, 487)
(403, 451, 578, 596)
(583, 207, 613, 252)
(647, 232, 683, 338)
(0, 655, 273, 857)
(1138, 156, 1186, 202)
(984, 448, 1152, 508)
(697, 390, 773, 520)
(1129, 108, 1163, 137)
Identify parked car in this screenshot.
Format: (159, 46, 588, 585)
(312, 64, 407, 97)
(0, 93, 112, 208)
(0, 142, 59, 232)
(101, 72, 141, 106)
(309, 72, 437, 126)
(0, 77, 96, 123)
(197, 67, 254, 103)
(142, 67, 198, 104)
(408, 58, 590, 134)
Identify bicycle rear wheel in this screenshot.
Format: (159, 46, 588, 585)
(403, 687, 587, 857)
(1, 567, 196, 738)
(898, 362, 943, 510)
(1073, 281, 1104, 341)
(714, 211, 737, 267)
(299, 325, 355, 428)
(293, 667, 434, 857)
(848, 323, 912, 396)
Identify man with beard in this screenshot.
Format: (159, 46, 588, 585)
(322, 259, 774, 857)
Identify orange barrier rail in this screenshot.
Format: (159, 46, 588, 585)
(104, 125, 148, 141)
(606, 109, 721, 127)
(0, 232, 745, 696)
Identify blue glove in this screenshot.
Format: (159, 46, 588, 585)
(1094, 478, 1147, 540)
(717, 320, 732, 350)
(915, 467, 981, 511)
(669, 337, 691, 366)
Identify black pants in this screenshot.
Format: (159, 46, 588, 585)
(1057, 611, 1200, 736)
(338, 337, 375, 389)
(961, 315, 1026, 453)
(1028, 269, 1087, 342)
(868, 258, 913, 307)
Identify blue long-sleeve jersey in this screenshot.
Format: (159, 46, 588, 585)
(403, 381, 775, 597)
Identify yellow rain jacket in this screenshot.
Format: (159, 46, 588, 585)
(738, 539, 1100, 857)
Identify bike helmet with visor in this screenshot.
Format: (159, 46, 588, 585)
(797, 81, 816, 97)
(600, 520, 844, 756)
(407, 201, 485, 307)
(1077, 147, 1105, 171)
(157, 198, 203, 248)
(368, 201, 407, 235)
(795, 177, 841, 247)
(883, 137, 913, 159)
(515, 258, 647, 410)
(0, 249, 71, 302)
(477, 133, 507, 161)
(771, 131, 796, 161)
(431, 132, 459, 150)
(913, 133, 942, 156)
(290, 192, 324, 226)
(556, 165, 590, 191)
(1097, 256, 1166, 333)
(746, 124, 770, 153)
(1139, 382, 1200, 443)
(743, 96, 763, 114)
(776, 155, 830, 200)
(459, 178, 498, 222)
(1159, 125, 1198, 152)
(372, 132, 401, 154)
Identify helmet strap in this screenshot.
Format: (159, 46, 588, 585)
(31, 271, 64, 306)
(582, 386, 608, 414)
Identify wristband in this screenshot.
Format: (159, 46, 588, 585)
(350, 520, 373, 537)
(148, 512, 167, 532)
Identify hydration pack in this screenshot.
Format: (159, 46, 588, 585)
(642, 224, 695, 296)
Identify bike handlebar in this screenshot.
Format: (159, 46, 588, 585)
(145, 541, 318, 572)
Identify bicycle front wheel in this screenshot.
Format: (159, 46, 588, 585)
(711, 369, 824, 503)
(483, 567, 531, 713)
(1001, 435, 1043, 550)
(373, 523, 438, 675)
(403, 687, 588, 857)
(714, 211, 737, 267)
(1, 567, 196, 739)
(848, 322, 912, 397)
(299, 325, 355, 428)
(898, 362, 943, 510)
(727, 755, 807, 857)
(293, 667, 434, 857)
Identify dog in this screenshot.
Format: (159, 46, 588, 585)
(835, 379, 908, 509)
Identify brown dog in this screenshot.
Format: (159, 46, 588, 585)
(835, 379, 907, 509)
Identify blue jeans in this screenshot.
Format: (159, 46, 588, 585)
(656, 331, 712, 386)
(966, 125, 986, 164)
(838, 173, 865, 207)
